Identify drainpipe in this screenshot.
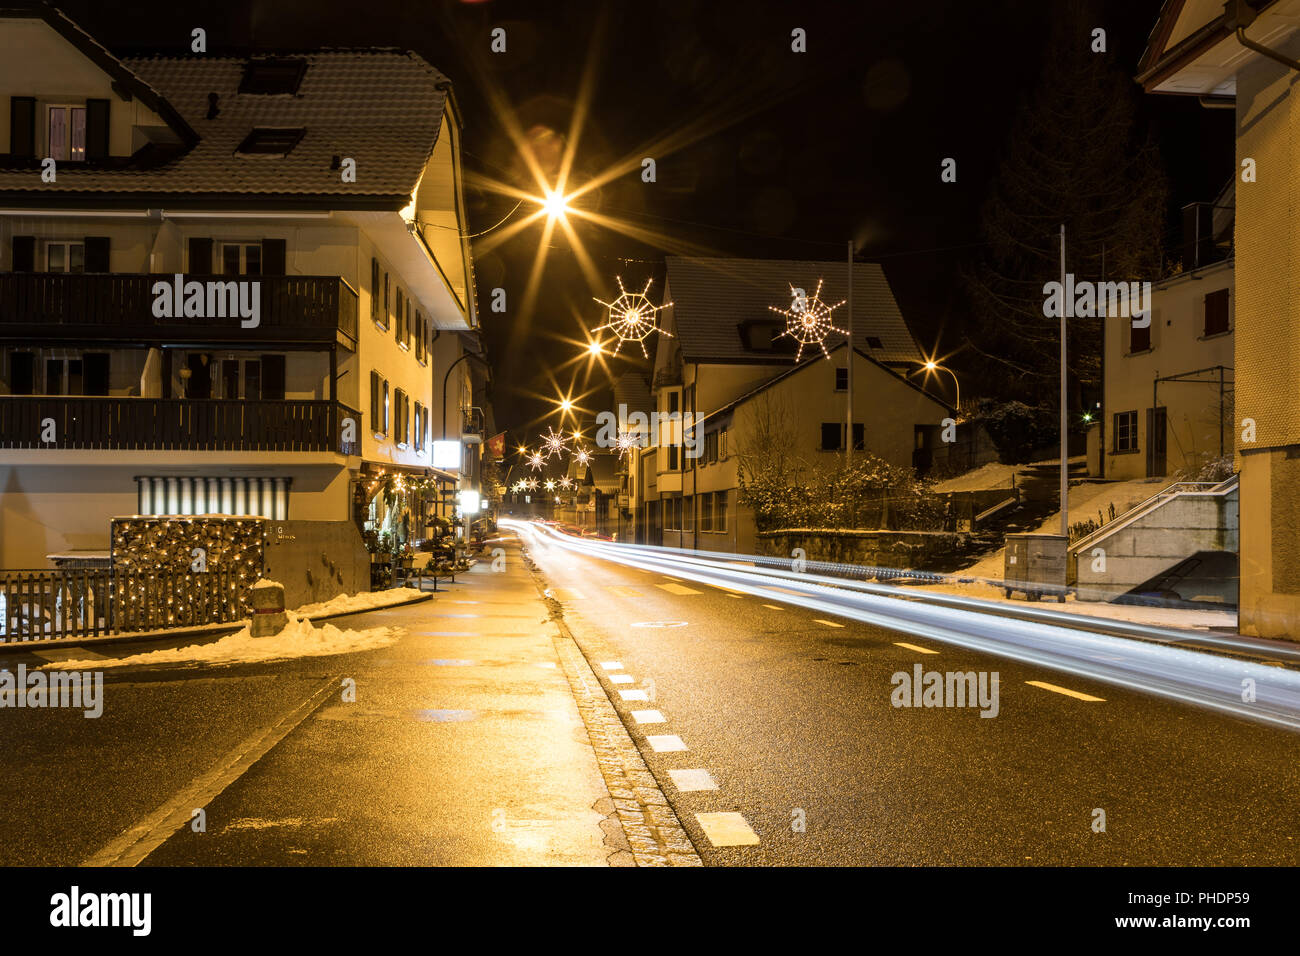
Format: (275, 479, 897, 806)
(1230, 1, 1300, 73)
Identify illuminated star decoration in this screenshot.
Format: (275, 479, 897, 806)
(527, 450, 546, 471)
(767, 278, 848, 361)
(525, 478, 539, 491)
(558, 476, 573, 490)
(539, 426, 570, 459)
(571, 445, 592, 468)
(613, 430, 643, 460)
(544, 479, 556, 492)
(593, 276, 674, 358)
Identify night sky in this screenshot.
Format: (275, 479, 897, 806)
(56, 0, 1235, 440)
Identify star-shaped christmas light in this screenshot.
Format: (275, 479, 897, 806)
(593, 276, 673, 358)
(613, 430, 643, 460)
(539, 426, 570, 459)
(524, 477, 539, 491)
(543, 479, 556, 492)
(558, 476, 573, 490)
(527, 450, 546, 471)
(571, 445, 592, 468)
(767, 278, 848, 361)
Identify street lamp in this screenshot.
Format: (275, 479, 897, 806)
(921, 360, 961, 414)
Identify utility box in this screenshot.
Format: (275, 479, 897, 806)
(1003, 533, 1068, 602)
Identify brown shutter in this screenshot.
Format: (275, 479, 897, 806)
(9, 97, 35, 157)
(84, 236, 110, 272)
(261, 239, 286, 276)
(12, 235, 35, 271)
(85, 98, 110, 161)
(188, 237, 213, 274)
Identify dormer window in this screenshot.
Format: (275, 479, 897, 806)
(737, 319, 796, 355)
(235, 127, 305, 157)
(239, 59, 308, 95)
(48, 105, 86, 161)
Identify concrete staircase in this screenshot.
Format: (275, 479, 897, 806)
(1069, 476, 1238, 603)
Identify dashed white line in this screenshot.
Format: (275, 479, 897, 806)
(601, 662, 623, 670)
(894, 641, 939, 655)
(610, 674, 634, 684)
(646, 735, 688, 752)
(631, 709, 666, 724)
(695, 812, 760, 847)
(668, 769, 718, 792)
(620, 689, 650, 701)
(1026, 680, 1106, 702)
(813, 619, 844, 628)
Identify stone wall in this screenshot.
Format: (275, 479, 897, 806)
(756, 529, 976, 573)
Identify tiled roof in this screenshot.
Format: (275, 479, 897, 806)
(663, 256, 923, 365)
(0, 49, 449, 202)
(612, 371, 653, 414)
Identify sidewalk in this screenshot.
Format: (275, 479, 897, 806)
(128, 532, 634, 866)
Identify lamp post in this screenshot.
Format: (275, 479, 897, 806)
(921, 360, 961, 413)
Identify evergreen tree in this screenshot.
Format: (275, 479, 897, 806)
(963, 1, 1167, 406)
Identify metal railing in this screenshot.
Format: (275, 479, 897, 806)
(0, 397, 361, 454)
(1068, 476, 1238, 554)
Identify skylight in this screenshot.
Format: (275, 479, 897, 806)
(235, 127, 306, 157)
(239, 58, 307, 95)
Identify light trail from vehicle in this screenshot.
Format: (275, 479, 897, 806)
(504, 519, 1300, 732)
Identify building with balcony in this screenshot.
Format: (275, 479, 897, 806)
(0, 6, 479, 577)
(1137, 0, 1300, 639)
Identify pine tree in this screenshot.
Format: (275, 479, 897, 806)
(963, 1, 1167, 406)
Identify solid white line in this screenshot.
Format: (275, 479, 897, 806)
(82, 675, 339, 867)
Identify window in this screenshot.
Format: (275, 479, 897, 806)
(235, 127, 305, 157)
(835, 367, 848, 391)
(704, 430, 718, 464)
(415, 311, 425, 363)
(1129, 321, 1150, 354)
(821, 422, 840, 451)
(682, 495, 694, 532)
(1114, 411, 1138, 453)
(413, 403, 424, 451)
(719, 427, 728, 460)
(47, 106, 85, 162)
(45, 241, 84, 273)
(220, 241, 261, 276)
(379, 272, 390, 329)
(667, 390, 680, 471)
(239, 59, 308, 95)
(404, 393, 411, 447)
(701, 493, 714, 532)
(382, 380, 390, 436)
(1204, 288, 1230, 337)
(394, 389, 406, 446)
(715, 490, 728, 532)
(851, 423, 864, 450)
(865, 336, 884, 350)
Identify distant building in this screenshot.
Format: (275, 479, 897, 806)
(628, 256, 948, 553)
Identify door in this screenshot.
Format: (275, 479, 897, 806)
(1146, 407, 1167, 477)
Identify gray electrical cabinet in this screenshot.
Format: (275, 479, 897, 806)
(1003, 533, 1068, 602)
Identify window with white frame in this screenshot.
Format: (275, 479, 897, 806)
(219, 241, 261, 276)
(45, 241, 85, 273)
(47, 105, 86, 161)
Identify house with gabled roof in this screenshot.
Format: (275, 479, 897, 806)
(629, 256, 948, 551)
(0, 5, 482, 587)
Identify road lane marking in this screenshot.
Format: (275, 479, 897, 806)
(610, 674, 634, 684)
(620, 689, 650, 701)
(631, 709, 666, 724)
(601, 662, 623, 670)
(894, 642, 939, 655)
(813, 619, 844, 628)
(646, 734, 688, 752)
(726, 594, 743, 599)
(761, 604, 784, 611)
(657, 582, 702, 596)
(1026, 680, 1106, 702)
(606, 585, 643, 599)
(82, 675, 339, 867)
(669, 769, 718, 792)
(548, 587, 586, 602)
(695, 812, 760, 847)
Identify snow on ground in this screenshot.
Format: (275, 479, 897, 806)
(932, 462, 1016, 493)
(50, 611, 403, 670)
(294, 587, 424, 617)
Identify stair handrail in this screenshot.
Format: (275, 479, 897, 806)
(1068, 476, 1238, 554)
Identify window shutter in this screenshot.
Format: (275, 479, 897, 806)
(261, 239, 286, 276)
(12, 235, 35, 271)
(188, 237, 213, 274)
(84, 236, 110, 272)
(9, 97, 35, 157)
(85, 98, 110, 161)
(369, 371, 380, 431)
(370, 258, 380, 318)
(260, 354, 286, 400)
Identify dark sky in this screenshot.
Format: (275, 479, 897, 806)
(56, 0, 1235, 440)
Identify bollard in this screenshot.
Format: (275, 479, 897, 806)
(250, 580, 288, 637)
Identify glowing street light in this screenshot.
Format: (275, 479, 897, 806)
(540, 189, 571, 221)
(920, 359, 961, 413)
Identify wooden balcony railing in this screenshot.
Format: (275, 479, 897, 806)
(0, 272, 358, 344)
(0, 397, 361, 454)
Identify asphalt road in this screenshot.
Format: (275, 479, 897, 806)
(517, 523, 1300, 866)
(4, 524, 1298, 867)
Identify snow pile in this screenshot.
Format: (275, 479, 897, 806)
(50, 611, 403, 670)
(294, 587, 424, 618)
